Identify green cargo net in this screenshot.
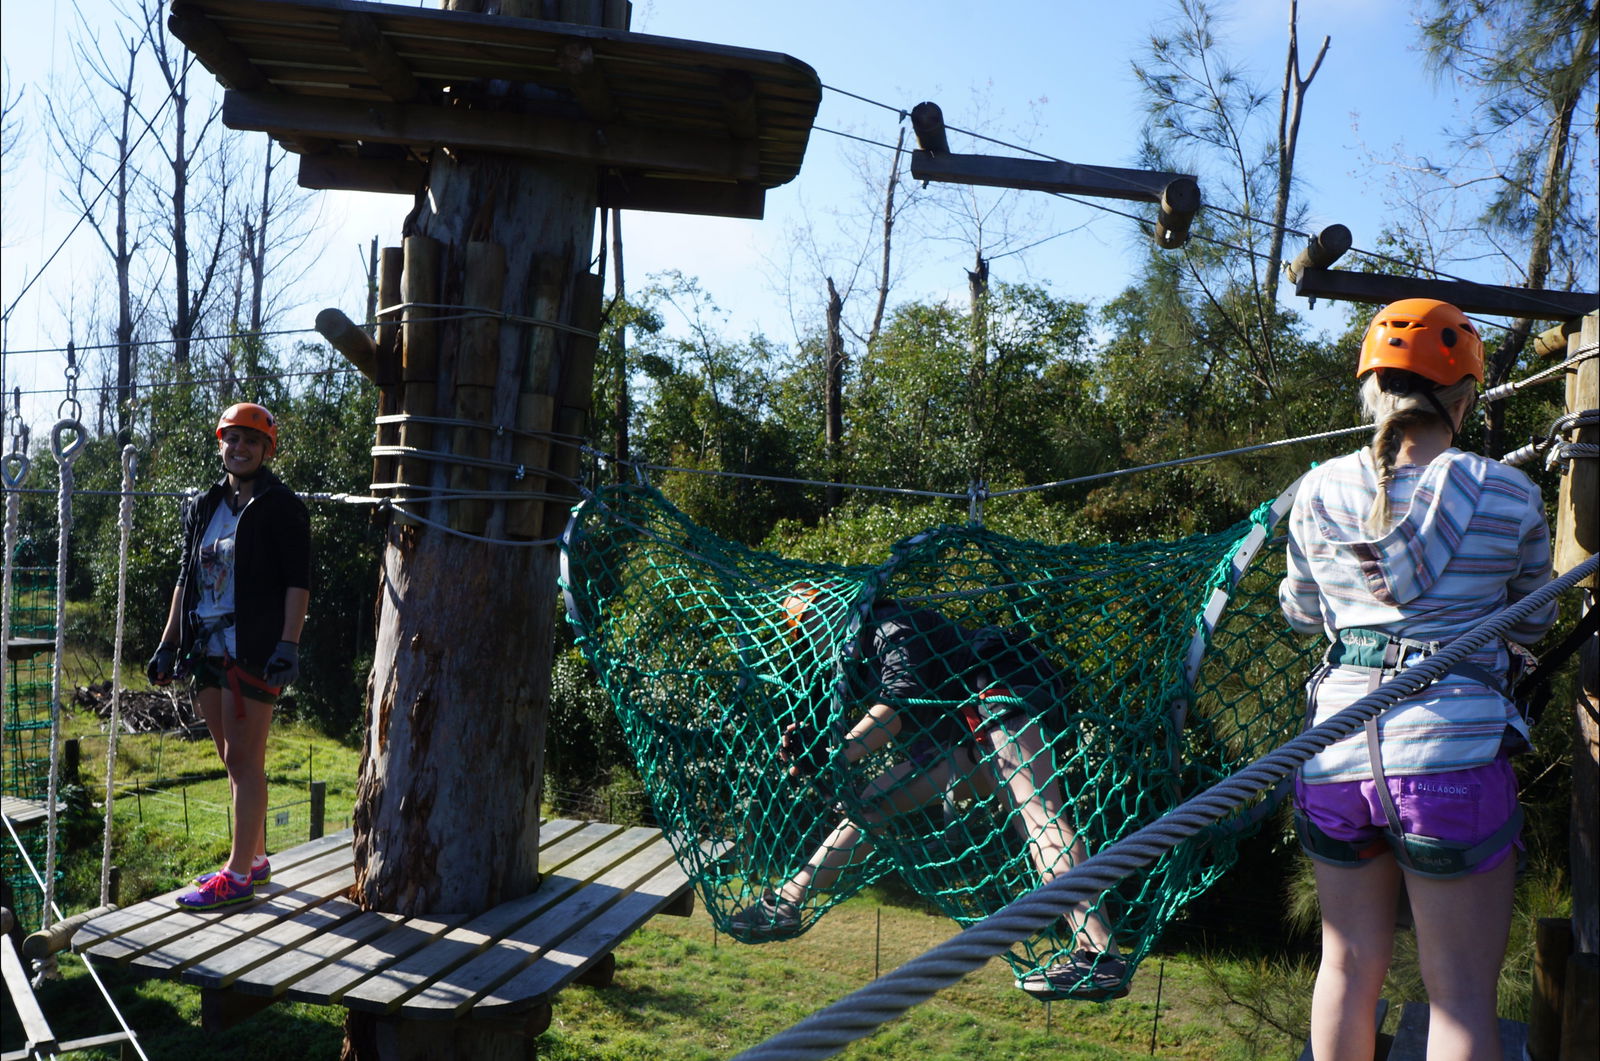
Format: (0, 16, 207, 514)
(5, 566, 57, 932)
(561, 482, 1317, 1000)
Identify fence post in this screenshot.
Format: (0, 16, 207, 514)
(309, 781, 326, 840)
(182, 786, 190, 837)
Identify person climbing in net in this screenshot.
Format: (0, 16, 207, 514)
(729, 581, 1128, 1000)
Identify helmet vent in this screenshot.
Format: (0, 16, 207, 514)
(1441, 326, 1458, 348)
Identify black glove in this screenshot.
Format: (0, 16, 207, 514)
(779, 724, 828, 778)
(262, 640, 300, 687)
(147, 644, 178, 686)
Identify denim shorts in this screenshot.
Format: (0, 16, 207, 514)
(1294, 754, 1520, 875)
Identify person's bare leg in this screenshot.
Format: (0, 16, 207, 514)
(1406, 855, 1515, 1061)
(985, 718, 1114, 952)
(218, 693, 273, 876)
(1309, 855, 1400, 1061)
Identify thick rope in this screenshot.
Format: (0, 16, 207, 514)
(42, 420, 86, 932)
(100, 445, 135, 907)
(734, 552, 1597, 1061)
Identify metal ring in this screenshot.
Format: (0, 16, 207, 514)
(1, 452, 28, 488)
(50, 419, 88, 462)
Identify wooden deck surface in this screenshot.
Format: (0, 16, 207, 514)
(72, 819, 693, 1025)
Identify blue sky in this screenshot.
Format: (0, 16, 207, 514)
(0, 0, 1503, 431)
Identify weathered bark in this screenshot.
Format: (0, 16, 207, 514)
(824, 275, 845, 512)
(344, 3, 605, 1056)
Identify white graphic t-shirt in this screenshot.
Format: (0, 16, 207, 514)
(196, 500, 244, 657)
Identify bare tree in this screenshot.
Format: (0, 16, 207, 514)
(46, 18, 150, 440)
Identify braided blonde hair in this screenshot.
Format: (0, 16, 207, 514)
(1358, 374, 1476, 537)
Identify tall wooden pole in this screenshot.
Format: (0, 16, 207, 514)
(344, 3, 616, 1057)
(1558, 313, 1598, 953)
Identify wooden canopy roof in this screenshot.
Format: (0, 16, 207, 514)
(169, 0, 822, 218)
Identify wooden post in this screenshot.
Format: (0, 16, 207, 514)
(1532, 917, 1574, 1060)
(1561, 953, 1599, 1061)
(1557, 313, 1598, 959)
(450, 241, 505, 535)
(372, 247, 404, 493)
(309, 780, 326, 841)
(399, 235, 442, 502)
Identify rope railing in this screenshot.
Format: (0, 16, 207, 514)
(733, 552, 1598, 1061)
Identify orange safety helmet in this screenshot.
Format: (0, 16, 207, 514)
(216, 402, 278, 457)
(782, 584, 823, 637)
(1356, 298, 1484, 387)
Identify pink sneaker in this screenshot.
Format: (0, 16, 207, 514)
(193, 859, 271, 888)
(176, 869, 256, 911)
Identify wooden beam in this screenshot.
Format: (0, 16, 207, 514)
(2, 934, 57, 1056)
(910, 149, 1191, 203)
(338, 12, 419, 103)
(315, 308, 380, 382)
(168, 4, 269, 92)
(598, 174, 764, 219)
(223, 91, 760, 181)
(720, 69, 759, 140)
(557, 41, 618, 123)
(298, 153, 427, 195)
(1293, 267, 1598, 322)
(200, 987, 280, 1033)
(1285, 224, 1353, 285)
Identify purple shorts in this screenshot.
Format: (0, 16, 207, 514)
(1294, 755, 1520, 876)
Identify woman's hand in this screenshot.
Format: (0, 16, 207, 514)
(263, 640, 300, 687)
(147, 644, 178, 686)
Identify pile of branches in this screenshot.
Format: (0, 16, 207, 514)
(72, 682, 202, 735)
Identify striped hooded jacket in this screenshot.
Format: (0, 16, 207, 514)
(1279, 447, 1556, 782)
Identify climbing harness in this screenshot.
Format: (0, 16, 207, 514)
(1295, 627, 1526, 878)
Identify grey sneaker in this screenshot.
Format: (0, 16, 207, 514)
(728, 891, 802, 937)
(1019, 951, 1130, 1001)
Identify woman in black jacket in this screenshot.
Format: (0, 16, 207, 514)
(148, 403, 311, 910)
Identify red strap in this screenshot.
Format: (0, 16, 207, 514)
(222, 655, 281, 720)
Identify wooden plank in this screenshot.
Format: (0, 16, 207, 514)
(404, 833, 682, 1017)
(298, 150, 426, 194)
(89, 846, 354, 967)
(279, 912, 470, 1005)
(133, 864, 358, 979)
(75, 833, 353, 957)
(0, 795, 59, 827)
(1292, 266, 1597, 322)
(338, 824, 639, 1014)
(182, 877, 364, 989)
(468, 852, 688, 1017)
(224, 906, 392, 998)
(2, 933, 57, 1055)
(599, 174, 764, 219)
(222, 91, 762, 182)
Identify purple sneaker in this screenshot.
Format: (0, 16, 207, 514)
(176, 869, 257, 911)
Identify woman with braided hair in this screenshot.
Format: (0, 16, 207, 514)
(1280, 299, 1555, 1061)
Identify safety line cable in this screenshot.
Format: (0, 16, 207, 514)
(734, 551, 1599, 1061)
(1, 54, 198, 325)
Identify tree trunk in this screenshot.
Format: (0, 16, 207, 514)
(867, 128, 903, 349)
(343, 3, 605, 1056)
(114, 43, 136, 444)
(1265, 0, 1328, 312)
(824, 275, 845, 512)
(611, 208, 630, 484)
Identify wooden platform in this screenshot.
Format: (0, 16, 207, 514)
(72, 819, 694, 1032)
(5, 637, 54, 661)
(168, 0, 822, 218)
(0, 796, 63, 830)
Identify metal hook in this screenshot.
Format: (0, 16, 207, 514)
(121, 443, 138, 482)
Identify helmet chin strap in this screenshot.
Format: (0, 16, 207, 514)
(1422, 389, 1461, 446)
